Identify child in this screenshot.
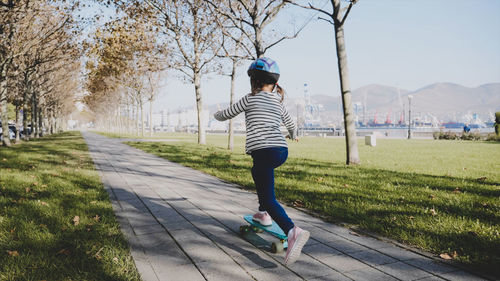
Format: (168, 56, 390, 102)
(214, 57, 310, 265)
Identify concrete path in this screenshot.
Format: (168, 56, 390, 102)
(83, 132, 486, 281)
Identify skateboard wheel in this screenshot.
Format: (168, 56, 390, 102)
(252, 226, 262, 233)
(271, 242, 284, 253)
(239, 225, 249, 235)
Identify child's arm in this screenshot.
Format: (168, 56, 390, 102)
(214, 95, 249, 121)
(281, 104, 297, 140)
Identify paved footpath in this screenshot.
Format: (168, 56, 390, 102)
(83, 132, 487, 281)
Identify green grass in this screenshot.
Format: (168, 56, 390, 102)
(126, 135, 500, 277)
(0, 132, 140, 281)
(94, 131, 197, 141)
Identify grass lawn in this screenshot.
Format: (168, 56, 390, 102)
(0, 132, 140, 281)
(93, 131, 197, 141)
(125, 133, 500, 277)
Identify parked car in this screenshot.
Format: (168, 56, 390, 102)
(0, 127, 15, 141)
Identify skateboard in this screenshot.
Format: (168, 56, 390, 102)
(240, 215, 288, 253)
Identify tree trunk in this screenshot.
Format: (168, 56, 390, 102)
(14, 103, 20, 142)
(31, 93, 37, 139)
(38, 107, 43, 137)
(135, 97, 140, 136)
(334, 13, 360, 165)
(228, 59, 237, 150)
(1, 98, 11, 147)
(50, 110, 54, 134)
(22, 94, 29, 141)
(149, 98, 153, 137)
(194, 72, 206, 145)
(140, 99, 144, 137)
(0, 69, 11, 146)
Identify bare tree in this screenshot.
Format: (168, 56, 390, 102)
(292, 0, 360, 165)
(206, 0, 309, 58)
(117, 0, 223, 144)
(145, 71, 164, 137)
(217, 32, 251, 150)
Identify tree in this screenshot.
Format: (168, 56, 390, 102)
(208, 0, 310, 149)
(217, 32, 250, 150)
(206, 0, 307, 59)
(1, 0, 79, 145)
(292, 0, 360, 165)
(84, 16, 165, 135)
(145, 71, 164, 137)
(118, 0, 223, 145)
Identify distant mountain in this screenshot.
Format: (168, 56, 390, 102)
(206, 82, 499, 124)
(283, 82, 500, 123)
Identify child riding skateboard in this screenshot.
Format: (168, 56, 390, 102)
(214, 57, 310, 265)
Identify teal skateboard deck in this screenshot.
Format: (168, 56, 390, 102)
(241, 215, 288, 253)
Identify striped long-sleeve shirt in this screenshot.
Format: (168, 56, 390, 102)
(214, 91, 297, 154)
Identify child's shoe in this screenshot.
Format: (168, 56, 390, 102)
(252, 211, 272, 226)
(284, 226, 310, 265)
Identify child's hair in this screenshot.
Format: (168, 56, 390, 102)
(251, 77, 285, 102)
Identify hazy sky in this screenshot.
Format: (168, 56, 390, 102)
(90, 0, 500, 111)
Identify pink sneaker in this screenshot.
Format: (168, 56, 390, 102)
(252, 211, 272, 226)
(284, 226, 310, 265)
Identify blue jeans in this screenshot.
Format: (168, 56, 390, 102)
(251, 147, 294, 234)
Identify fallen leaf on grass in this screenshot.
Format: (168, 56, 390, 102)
(2, 158, 6, 161)
(316, 177, 324, 182)
(453, 188, 461, 194)
(57, 249, 71, 256)
(343, 184, 349, 188)
(428, 194, 435, 200)
(430, 208, 437, 216)
(39, 201, 48, 206)
(61, 226, 67, 231)
(6, 250, 19, 257)
(32, 182, 38, 186)
(409, 216, 414, 220)
(93, 215, 100, 222)
(90, 201, 97, 205)
(112, 257, 118, 263)
(10, 228, 15, 234)
(25, 187, 31, 193)
(73, 216, 80, 226)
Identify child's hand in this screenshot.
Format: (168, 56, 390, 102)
(286, 135, 299, 142)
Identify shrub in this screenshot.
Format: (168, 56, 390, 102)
(495, 111, 500, 136)
(461, 132, 481, 141)
(485, 133, 500, 142)
(434, 131, 484, 141)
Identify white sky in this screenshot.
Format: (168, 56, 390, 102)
(81, 0, 500, 112)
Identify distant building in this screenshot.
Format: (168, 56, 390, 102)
(151, 108, 209, 131)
